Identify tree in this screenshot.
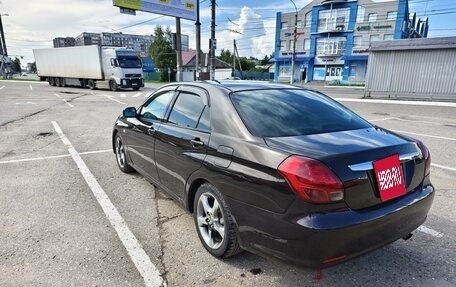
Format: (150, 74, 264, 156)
(12, 57, 21, 74)
(30, 62, 37, 73)
(149, 25, 176, 82)
(219, 49, 233, 65)
(260, 55, 271, 65)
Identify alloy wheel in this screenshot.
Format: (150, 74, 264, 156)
(115, 136, 126, 169)
(196, 192, 225, 250)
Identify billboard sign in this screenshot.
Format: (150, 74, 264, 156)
(113, 0, 197, 21)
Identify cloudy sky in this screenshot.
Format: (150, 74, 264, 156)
(0, 0, 455, 65)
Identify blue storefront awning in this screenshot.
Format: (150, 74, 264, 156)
(272, 56, 312, 63)
(343, 54, 369, 61)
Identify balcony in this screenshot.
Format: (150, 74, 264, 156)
(316, 38, 346, 58)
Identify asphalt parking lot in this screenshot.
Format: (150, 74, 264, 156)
(0, 80, 455, 287)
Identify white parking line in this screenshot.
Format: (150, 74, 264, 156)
(417, 226, 444, 238)
(120, 93, 126, 98)
(51, 121, 163, 287)
(132, 92, 143, 98)
(0, 85, 5, 90)
(55, 93, 61, 98)
(102, 95, 126, 105)
(335, 98, 456, 108)
(391, 130, 456, 142)
(29, 85, 33, 91)
(62, 99, 74, 108)
(369, 117, 450, 126)
(431, 163, 456, 172)
(0, 149, 112, 165)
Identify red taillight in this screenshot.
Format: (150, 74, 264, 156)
(416, 141, 431, 176)
(422, 146, 431, 176)
(278, 156, 344, 204)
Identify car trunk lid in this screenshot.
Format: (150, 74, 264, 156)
(266, 128, 425, 210)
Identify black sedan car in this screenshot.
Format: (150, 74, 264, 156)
(112, 81, 434, 267)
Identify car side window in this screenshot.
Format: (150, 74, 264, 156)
(196, 106, 210, 132)
(168, 92, 208, 130)
(139, 91, 175, 122)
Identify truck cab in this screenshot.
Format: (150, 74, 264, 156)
(102, 47, 144, 91)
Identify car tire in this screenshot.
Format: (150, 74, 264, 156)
(49, 77, 55, 86)
(194, 183, 242, 258)
(132, 87, 140, 91)
(88, 80, 96, 90)
(54, 77, 60, 87)
(114, 134, 134, 173)
(80, 79, 87, 89)
(110, 80, 119, 91)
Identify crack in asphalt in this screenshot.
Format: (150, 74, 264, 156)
(153, 188, 170, 287)
(0, 94, 87, 128)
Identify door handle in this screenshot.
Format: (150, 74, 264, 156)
(190, 138, 204, 148)
(147, 127, 155, 135)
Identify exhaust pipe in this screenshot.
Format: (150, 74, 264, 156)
(402, 233, 413, 240)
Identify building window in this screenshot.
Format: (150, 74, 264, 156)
(353, 36, 362, 48)
(304, 39, 310, 50)
(318, 8, 350, 32)
(289, 40, 293, 51)
(370, 35, 380, 43)
(282, 22, 288, 30)
(316, 37, 346, 56)
(297, 20, 303, 28)
(305, 12, 312, 27)
(384, 34, 393, 40)
(280, 40, 286, 51)
(357, 6, 365, 23)
(387, 11, 397, 21)
(368, 13, 377, 22)
(279, 64, 290, 76)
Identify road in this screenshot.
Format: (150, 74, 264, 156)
(0, 80, 455, 287)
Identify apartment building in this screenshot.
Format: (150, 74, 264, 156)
(273, 0, 428, 82)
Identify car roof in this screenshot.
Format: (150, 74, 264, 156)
(163, 80, 303, 93)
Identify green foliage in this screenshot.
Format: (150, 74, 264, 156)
(30, 62, 37, 73)
(149, 25, 176, 82)
(219, 49, 233, 65)
(12, 57, 21, 74)
(260, 55, 272, 65)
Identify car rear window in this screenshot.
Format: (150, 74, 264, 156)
(230, 89, 371, 137)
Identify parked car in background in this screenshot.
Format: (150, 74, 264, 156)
(112, 81, 434, 267)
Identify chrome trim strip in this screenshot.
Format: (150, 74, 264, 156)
(348, 151, 422, 172)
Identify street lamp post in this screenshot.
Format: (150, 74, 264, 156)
(289, 0, 297, 84)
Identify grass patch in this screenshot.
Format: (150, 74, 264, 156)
(328, 80, 365, 87)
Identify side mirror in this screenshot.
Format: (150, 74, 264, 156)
(111, 58, 118, 67)
(123, 107, 137, 118)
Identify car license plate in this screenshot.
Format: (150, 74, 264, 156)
(373, 154, 406, 201)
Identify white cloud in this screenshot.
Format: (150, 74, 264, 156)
(215, 6, 271, 58)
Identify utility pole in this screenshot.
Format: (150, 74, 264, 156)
(176, 17, 183, 82)
(210, 0, 216, 80)
(233, 39, 236, 76)
(0, 13, 9, 79)
(290, 0, 297, 84)
(195, 0, 201, 80)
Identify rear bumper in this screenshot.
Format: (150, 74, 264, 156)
(229, 184, 435, 268)
(120, 78, 144, 88)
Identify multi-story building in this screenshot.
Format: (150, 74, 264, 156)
(100, 32, 155, 57)
(273, 0, 428, 82)
(54, 32, 188, 59)
(75, 32, 102, 46)
(53, 37, 76, 48)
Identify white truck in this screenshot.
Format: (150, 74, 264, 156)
(33, 45, 144, 91)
